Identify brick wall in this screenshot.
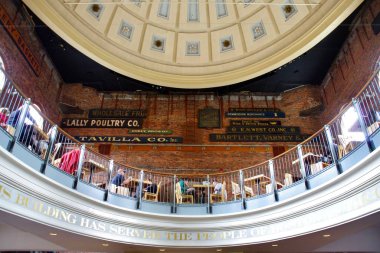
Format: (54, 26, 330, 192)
(0, 1, 62, 122)
(320, 0, 380, 123)
(60, 85, 322, 173)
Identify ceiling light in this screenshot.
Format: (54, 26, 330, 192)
(272, 244, 278, 247)
(323, 234, 331, 237)
(49, 232, 57, 236)
(102, 243, 109, 247)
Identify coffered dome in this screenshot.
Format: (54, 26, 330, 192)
(24, 0, 363, 88)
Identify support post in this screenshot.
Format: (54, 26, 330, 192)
(172, 175, 177, 213)
(353, 98, 375, 151)
(73, 144, 86, 189)
(239, 170, 246, 209)
(324, 124, 342, 174)
(268, 160, 279, 201)
(40, 125, 57, 173)
(9, 99, 31, 152)
(137, 170, 144, 209)
(297, 144, 310, 189)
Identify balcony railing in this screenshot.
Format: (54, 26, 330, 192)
(0, 67, 379, 215)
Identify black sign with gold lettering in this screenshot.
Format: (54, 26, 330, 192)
(128, 129, 173, 135)
(225, 111, 285, 118)
(89, 109, 147, 118)
(230, 120, 281, 126)
(227, 126, 300, 134)
(209, 134, 309, 142)
(62, 118, 142, 128)
(75, 136, 183, 143)
(198, 108, 221, 128)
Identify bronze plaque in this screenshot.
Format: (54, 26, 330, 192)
(198, 108, 220, 128)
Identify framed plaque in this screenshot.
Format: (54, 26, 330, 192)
(198, 108, 221, 128)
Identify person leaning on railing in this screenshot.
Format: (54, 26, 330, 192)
(7, 105, 38, 151)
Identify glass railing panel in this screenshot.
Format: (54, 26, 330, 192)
(209, 170, 240, 202)
(142, 171, 173, 203)
(329, 104, 365, 159)
(175, 175, 208, 204)
(356, 73, 380, 136)
(242, 163, 272, 198)
(49, 128, 81, 175)
(301, 130, 333, 177)
(273, 149, 302, 189)
(109, 162, 141, 198)
(16, 104, 55, 158)
(82, 148, 110, 189)
(0, 75, 25, 136)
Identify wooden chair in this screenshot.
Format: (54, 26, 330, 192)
(175, 182, 193, 204)
(284, 173, 293, 186)
(210, 181, 227, 203)
(231, 181, 241, 200)
(244, 185, 254, 198)
(143, 182, 161, 202)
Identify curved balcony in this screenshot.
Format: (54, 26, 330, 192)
(0, 67, 380, 249)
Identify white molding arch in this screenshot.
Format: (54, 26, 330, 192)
(0, 145, 379, 248)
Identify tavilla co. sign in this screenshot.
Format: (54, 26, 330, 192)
(75, 136, 183, 143)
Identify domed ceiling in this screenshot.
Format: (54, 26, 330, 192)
(24, 0, 363, 89)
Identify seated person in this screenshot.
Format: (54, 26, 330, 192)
(145, 182, 158, 193)
(134, 179, 156, 198)
(213, 181, 223, 195)
(110, 169, 132, 196)
(179, 179, 195, 196)
(0, 107, 9, 129)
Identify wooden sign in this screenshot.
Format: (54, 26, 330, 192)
(0, 5, 41, 76)
(62, 118, 142, 128)
(198, 108, 220, 128)
(225, 111, 285, 118)
(88, 109, 147, 118)
(75, 136, 183, 143)
(227, 126, 300, 134)
(229, 108, 282, 112)
(230, 120, 281, 126)
(128, 129, 173, 135)
(209, 134, 309, 142)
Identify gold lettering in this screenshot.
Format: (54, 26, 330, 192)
(0, 185, 12, 200)
(15, 194, 28, 207)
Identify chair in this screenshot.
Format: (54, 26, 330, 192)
(175, 182, 193, 204)
(110, 184, 130, 196)
(244, 185, 254, 198)
(50, 143, 62, 162)
(231, 181, 241, 200)
(143, 182, 161, 202)
(210, 181, 227, 203)
(284, 173, 293, 186)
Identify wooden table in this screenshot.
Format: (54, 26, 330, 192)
(292, 152, 323, 165)
(367, 121, 380, 135)
(244, 174, 283, 194)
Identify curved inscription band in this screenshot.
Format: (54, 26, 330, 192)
(1, 147, 379, 247)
